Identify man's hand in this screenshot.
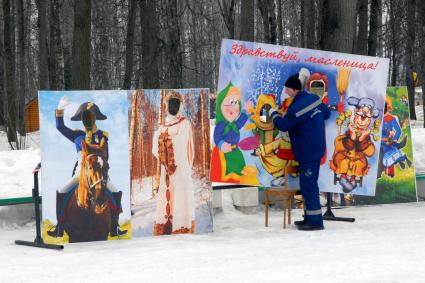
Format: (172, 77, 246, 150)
(57, 96, 70, 110)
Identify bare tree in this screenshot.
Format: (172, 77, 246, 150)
(418, 0, 425, 127)
(356, 0, 368, 55)
(35, 0, 49, 90)
(257, 0, 277, 44)
(163, 0, 183, 88)
(368, 0, 382, 56)
(405, 0, 416, 119)
(217, 0, 237, 39)
(123, 0, 137, 89)
(0, 0, 5, 127)
(320, 0, 358, 52)
(3, 0, 18, 146)
(49, 0, 64, 90)
(71, 0, 91, 90)
(240, 0, 254, 42)
(140, 0, 160, 88)
(303, 0, 316, 48)
(16, 0, 26, 141)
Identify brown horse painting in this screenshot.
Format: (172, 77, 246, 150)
(62, 140, 112, 242)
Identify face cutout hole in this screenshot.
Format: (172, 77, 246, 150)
(82, 110, 96, 129)
(260, 104, 272, 123)
(310, 80, 325, 99)
(168, 98, 181, 116)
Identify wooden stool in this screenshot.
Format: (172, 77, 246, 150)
(264, 166, 298, 229)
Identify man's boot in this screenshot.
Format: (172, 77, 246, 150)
(297, 223, 324, 231)
(294, 210, 307, 226)
(47, 192, 67, 238)
(110, 191, 127, 237)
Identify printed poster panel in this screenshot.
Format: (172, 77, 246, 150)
(354, 87, 417, 204)
(212, 39, 389, 196)
(130, 89, 213, 236)
(39, 91, 131, 244)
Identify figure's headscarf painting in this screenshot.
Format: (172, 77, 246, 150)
(129, 89, 213, 237)
(211, 39, 390, 196)
(39, 90, 132, 244)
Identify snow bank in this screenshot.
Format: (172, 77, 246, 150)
(0, 148, 41, 199)
(412, 128, 425, 173)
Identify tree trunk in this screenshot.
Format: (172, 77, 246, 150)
(258, 0, 270, 42)
(389, 0, 400, 86)
(218, 0, 236, 39)
(356, 0, 368, 55)
(140, 0, 160, 88)
(123, 0, 137, 89)
(267, 0, 277, 44)
(405, 0, 416, 120)
(16, 0, 26, 139)
(304, 0, 316, 49)
(0, 1, 5, 127)
(91, 0, 110, 89)
(418, 0, 425, 127)
(35, 0, 49, 90)
(165, 0, 182, 88)
(320, 0, 358, 52)
(277, 0, 283, 44)
(368, 0, 381, 56)
(3, 0, 18, 145)
(71, 0, 91, 90)
(240, 0, 254, 42)
(49, 0, 64, 90)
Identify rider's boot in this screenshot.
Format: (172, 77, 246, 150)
(110, 191, 128, 237)
(47, 192, 67, 238)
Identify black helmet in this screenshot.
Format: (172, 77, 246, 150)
(70, 102, 107, 121)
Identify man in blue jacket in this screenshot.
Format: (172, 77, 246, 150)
(270, 73, 330, 231)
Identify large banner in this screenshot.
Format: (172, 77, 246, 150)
(39, 91, 131, 244)
(211, 39, 389, 196)
(129, 89, 213, 237)
(354, 87, 417, 204)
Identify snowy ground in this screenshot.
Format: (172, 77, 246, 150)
(1, 196, 425, 282)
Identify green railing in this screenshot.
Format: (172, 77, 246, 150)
(416, 173, 425, 180)
(0, 196, 36, 206)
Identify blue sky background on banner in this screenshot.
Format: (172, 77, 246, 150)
(39, 90, 131, 223)
(217, 39, 390, 196)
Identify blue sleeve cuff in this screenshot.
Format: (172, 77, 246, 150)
(217, 140, 224, 149)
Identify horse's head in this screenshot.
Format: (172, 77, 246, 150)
(80, 140, 109, 214)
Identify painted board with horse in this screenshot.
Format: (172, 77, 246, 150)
(39, 91, 132, 244)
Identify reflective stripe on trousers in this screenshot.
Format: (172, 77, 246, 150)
(299, 160, 323, 226)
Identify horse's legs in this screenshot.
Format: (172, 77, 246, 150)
(77, 185, 89, 209)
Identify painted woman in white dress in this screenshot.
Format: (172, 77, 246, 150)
(152, 91, 195, 235)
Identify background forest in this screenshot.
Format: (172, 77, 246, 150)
(1, 0, 425, 149)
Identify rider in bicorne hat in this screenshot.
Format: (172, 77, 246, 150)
(47, 99, 127, 238)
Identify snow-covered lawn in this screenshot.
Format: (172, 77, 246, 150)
(1, 199, 425, 282)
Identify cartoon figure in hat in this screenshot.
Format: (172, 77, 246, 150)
(47, 97, 127, 239)
(330, 96, 380, 193)
(210, 82, 254, 183)
(378, 96, 412, 178)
